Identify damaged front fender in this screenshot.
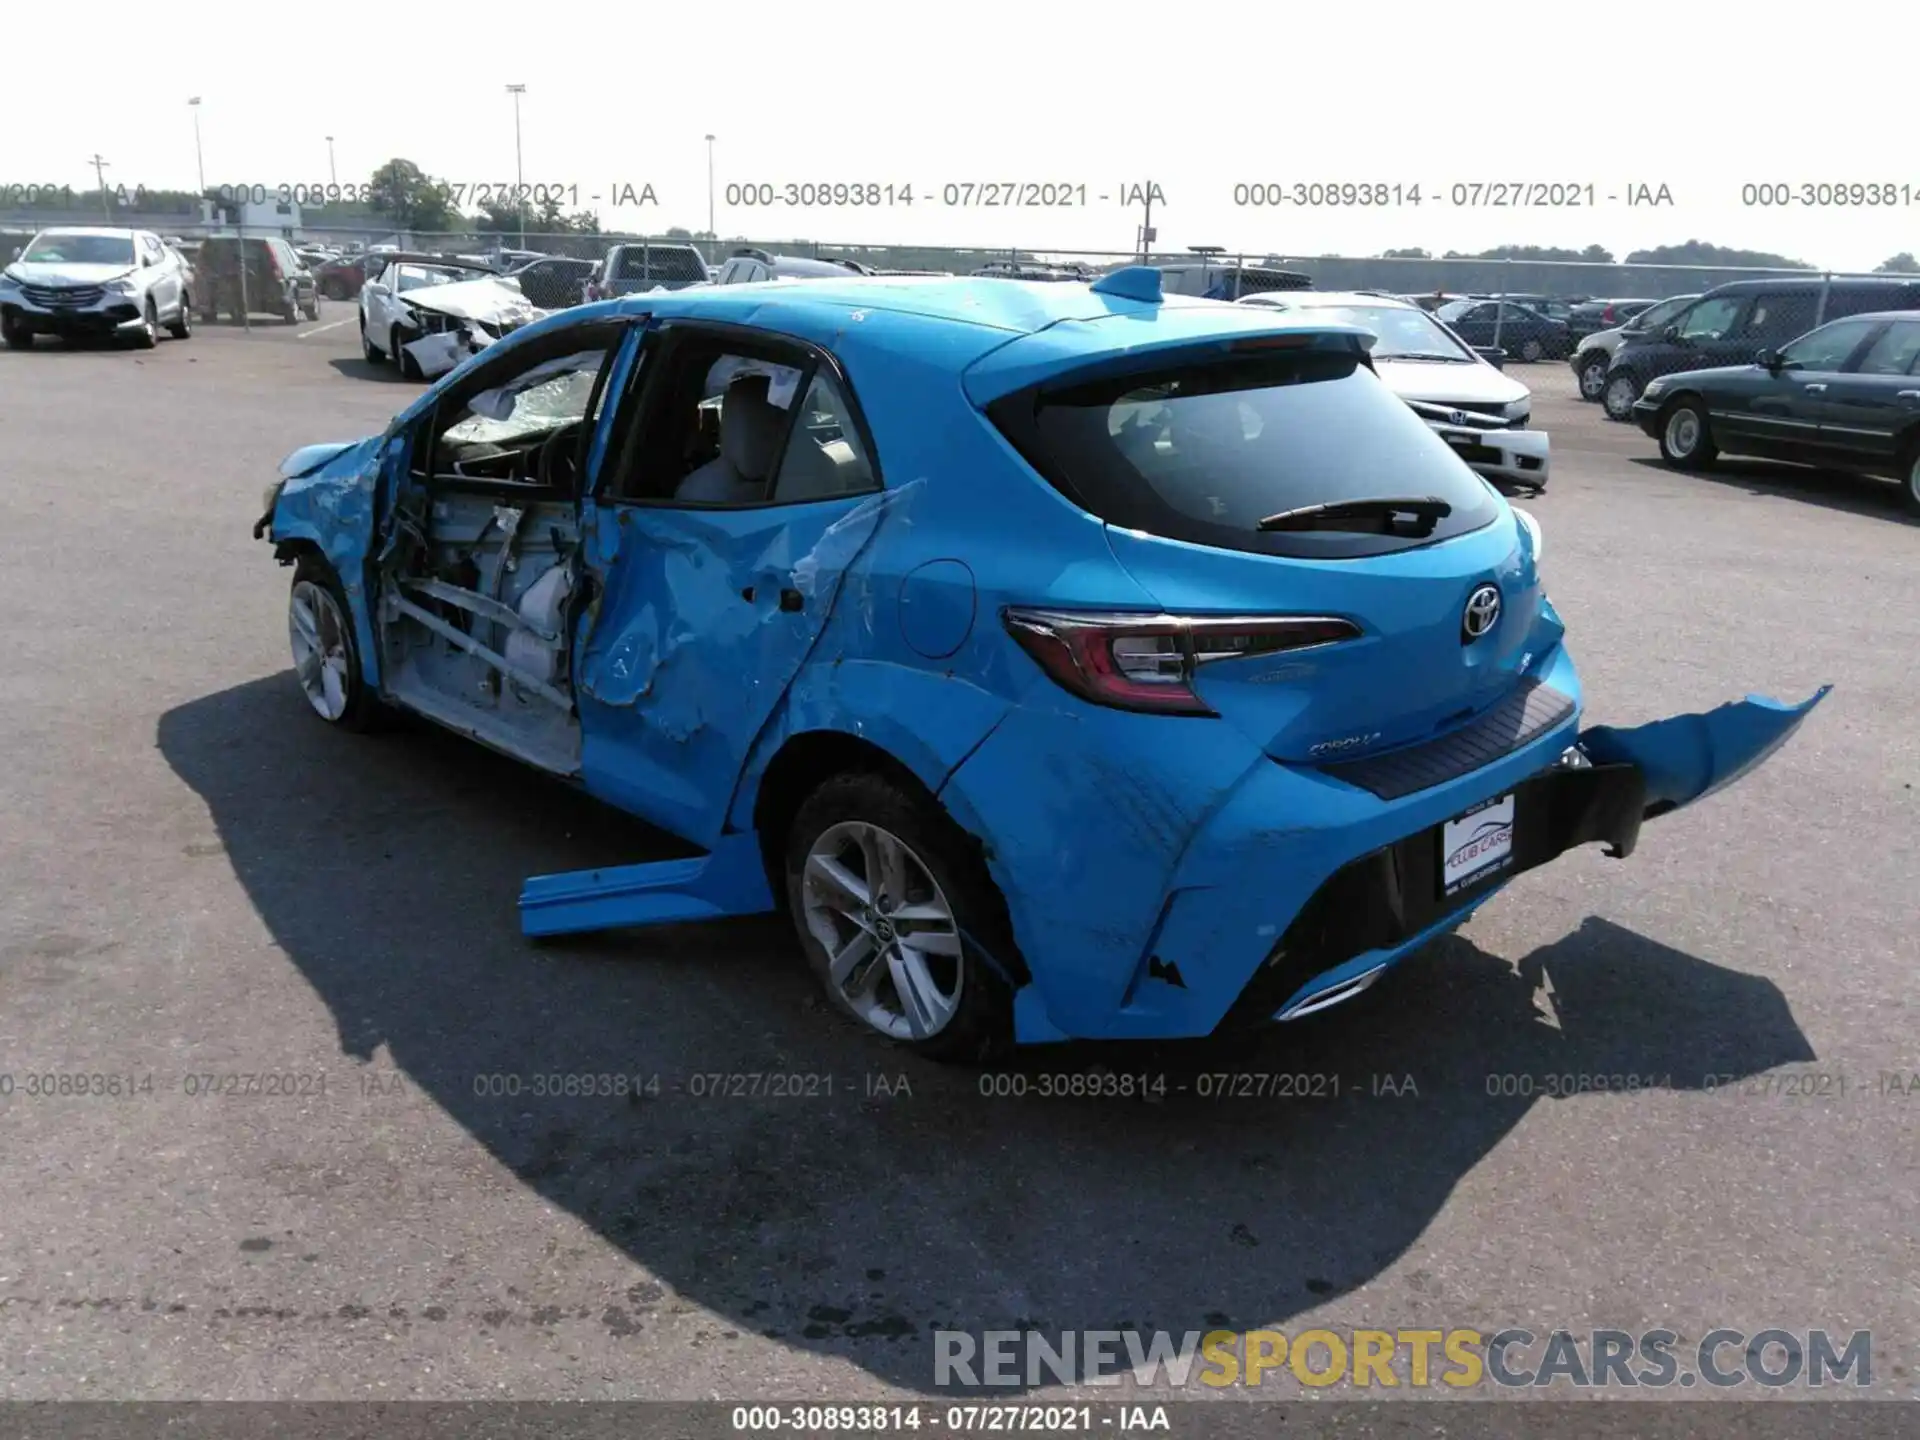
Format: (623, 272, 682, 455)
(1579, 686, 1832, 819)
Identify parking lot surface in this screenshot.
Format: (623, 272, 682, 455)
(1, 313, 1915, 1400)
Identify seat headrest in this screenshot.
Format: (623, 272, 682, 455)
(718, 374, 787, 481)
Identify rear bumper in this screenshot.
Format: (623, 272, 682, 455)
(940, 644, 1588, 1044)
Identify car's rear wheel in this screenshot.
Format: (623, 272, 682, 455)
(1, 314, 32, 349)
(1658, 399, 1718, 470)
(785, 771, 1015, 1063)
(132, 299, 159, 349)
(301, 293, 320, 321)
(167, 294, 191, 339)
(1577, 353, 1609, 400)
(1603, 371, 1642, 421)
(1518, 337, 1544, 363)
(288, 557, 380, 731)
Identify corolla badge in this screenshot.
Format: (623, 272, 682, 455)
(1462, 583, 1502, 642)
(1309, 731, 1382, 758)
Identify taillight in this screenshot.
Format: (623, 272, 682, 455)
(1601, 304, 1616, 323)
(1001, 608, 1359, 716)
(266, 248, 284, 280)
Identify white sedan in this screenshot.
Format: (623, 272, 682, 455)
(358, 256, 501, 377)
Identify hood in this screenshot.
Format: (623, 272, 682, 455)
(1642, 363, 1761, 387)
(278, 440, 363, 480)
(1372, 357, 1529, 407)
(5, 261, 135, 285)
(402, 276, 542, 327)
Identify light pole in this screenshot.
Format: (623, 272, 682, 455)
(704, 134, 716, 240)
(505, 84, 527, 248)
(326, 135, 337, 187)
(89, 154, 112, 222)
(187, 98, 205, 195)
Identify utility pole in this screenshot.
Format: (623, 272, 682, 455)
(326, 135, 337, 187)
(705, 134, 717, 240)
(89, 154, 112, 222)
(505, 84, 527, 248)
(187, 99, 205, 194)
(1136, 180, 1155, 261)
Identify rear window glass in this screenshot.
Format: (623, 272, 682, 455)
(989, 346, 1501, 559)
(615, 247, 707, 282)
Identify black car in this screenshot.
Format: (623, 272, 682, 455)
(1601, 276, 1920, 421)
(1631, 310, 1920, 513)
(506, 255, 597, 308)
(1434, 298, 1572, 363)
(1567, 297, 1657, 343)
(1471, 292, 1578, 325)
(193, 236, 319, 323)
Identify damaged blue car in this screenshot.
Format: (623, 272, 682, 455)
(257, 269, 1828, 1061)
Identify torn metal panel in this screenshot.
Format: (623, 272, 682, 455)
(1578, 687, 1832, 815)
(402, 331, 471, 379)
(574, 482, 922, 849)
(519, 833, 775, 937)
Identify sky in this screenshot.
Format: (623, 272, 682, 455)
(9, 0, 1918, 271)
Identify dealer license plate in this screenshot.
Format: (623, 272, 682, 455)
(1440, 792, 1515, 896)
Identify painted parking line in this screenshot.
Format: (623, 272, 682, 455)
(298, 318, 352, 338)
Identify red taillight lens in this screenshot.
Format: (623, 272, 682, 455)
(1602, 304, 1616, 323)
(1001, 609, 1359, 716)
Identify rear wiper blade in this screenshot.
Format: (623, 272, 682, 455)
(1256, 496, 1453, 533)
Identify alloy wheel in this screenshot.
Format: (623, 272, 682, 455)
(288, 579, 352, 721)
(1579, 359, 1607, 399)
(1664, 407, 1701, 458)
(1604, 375, 1639, 420)
(801, 820, 964, 1041)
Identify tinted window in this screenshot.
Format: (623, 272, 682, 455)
(1676, 296, 1743, 340)
(989, 344, 1501, 560)
(1856, 321, 1920, 376)
(1739, 290, 1818, 340)
(1823, 285, 1920, 321)
(1779, 318, 1879, 372)
(1630, 294, 1696, 332)
(770, 373, 878, 502)
(615, 246, 707, 282)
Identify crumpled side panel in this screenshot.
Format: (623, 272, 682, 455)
(270, 434, 387, 684)
(575, 483, 921, 848)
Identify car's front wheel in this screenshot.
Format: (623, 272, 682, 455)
(1577, 353, 1609, 400)
(393, 325, 422, 380)
(1, 313, 32, 349)
(1903, 442, 1920, 518)
(288, 557, 380, 731)
(1658, 398, 1718, 470)
(361, 315, 383, 364)
(786, 771, 1015, 1063)
(132, 299, 159, 349)
(167, 293, 192, 340)
(1603, 371, 1642, 422)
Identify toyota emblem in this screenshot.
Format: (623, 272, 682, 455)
(1462, 584, 1502, 642)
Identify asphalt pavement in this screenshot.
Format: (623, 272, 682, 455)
(0, 311, 1915, 1402)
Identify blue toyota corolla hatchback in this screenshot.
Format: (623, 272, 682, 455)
(258, 269, 1826, 1061)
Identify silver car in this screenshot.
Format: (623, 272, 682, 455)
(0, 227, 193, 349)
(1568, 293, 1699, 403)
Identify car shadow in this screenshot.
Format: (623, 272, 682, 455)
(327, 356, 410, 382)
(1628, 455, 1915, 523)
(158, 674, 1818, 1395)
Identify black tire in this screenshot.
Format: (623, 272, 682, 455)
(393, 325, 421, 380)
(1, 314, 32, 350)
(301, 294, 320, 321)
(132, 299, 159, 349)
(784, 771, 1016, 1064)
(1518, 336, 1544, 364)
(1602, 370, 1642, 422)
(1901, 439, 1920, 518)
(288, 556, 385, 732)
(280, 294, 299, 324)
(1656, 397, 1718, 470)
(167, 294, 192, 340)
(1576, 352, 1609, 402)
(361, 315, 384, 364)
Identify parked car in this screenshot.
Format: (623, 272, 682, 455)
(315, 253, 382, 301)
(194, 235, 319, 324)
(1239, 289, 1548, 493)
(715, 248, 869, 284)
(358, 254, 534, 378)
(584, 242, 711, 299)
(1632, 311, 1920, 513)
(1567, 297, 1657, 343)
(973, 260, 1094, 282)
(1569, 294, 1698, 402)
(0, 226, 193, 348)
(255, 267, 1825, 1059)
(1152, 258, 1313, 298)
(1601, 276, 1920, 421)
(506, 255, 599, 309)
(1435, 299, 1571, 363)
(1472, 293, 1577, 325)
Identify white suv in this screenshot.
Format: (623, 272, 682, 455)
(0, 227, 192, 349)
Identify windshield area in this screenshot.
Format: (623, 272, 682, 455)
(1289, 303, 1474, 360)
(994, 346, 1501, 559)
(1629, 295, 1694, 332)
(394, 265, 473, 292)
(21, 232, 136, 267)
(442, 351, 606, 452)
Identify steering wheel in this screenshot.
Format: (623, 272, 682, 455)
(536, 421, 586, 490)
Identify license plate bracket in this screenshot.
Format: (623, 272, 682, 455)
(1440, 792, 1516, 896)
